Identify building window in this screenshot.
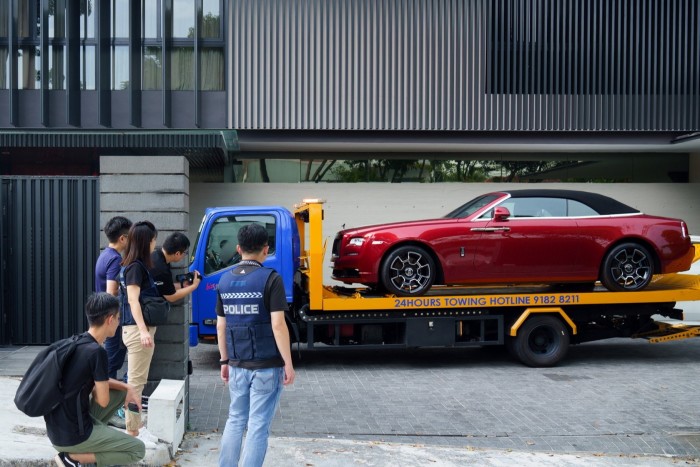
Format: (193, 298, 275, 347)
(112, 46, 129, 90)
(173, 0, 194, 38)
(0, 2, 7, 89)
(143, 0, 159, 39)
(49, 45, 65, 90)
(18, 0, 40, 38)
(0, 48, 7, 89)
(80, 46, 96, 90)
(17, 0, 40, 89)
(49, 0, 67, 39)
(19, 46, 39, 89)
(171, 47, 194, 90)
(80, 0, 97, 90)
(142, 46, 162, 89)
(202, 0, 221, 39)
(111, 0, 129, 89)
(112, 0, 129, 38)
(80, 0, 95, 39)
(201, 48, 223, 90)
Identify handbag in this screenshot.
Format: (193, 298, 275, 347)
(140, 295, 170, 326)
(134, 260, 171, 326)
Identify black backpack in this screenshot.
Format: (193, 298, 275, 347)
(14, 334, 88, 418)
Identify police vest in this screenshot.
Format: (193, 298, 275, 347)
(218, 266, 280, 362)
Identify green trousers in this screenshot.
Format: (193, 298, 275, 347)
(53, 389, 146, 467)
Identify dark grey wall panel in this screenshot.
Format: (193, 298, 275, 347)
(171, 91, 196, 128)
(0, 94, 9, 127)
(80, 92, 100, 129)
(230, 0, 699, 131)
(49, 91, 68, 127)
(4, 177, 99, 345)
(142, 91, 166, 128)
(111, 90, 132, 127)
(200, 92, 228, 128)
(17, 92, 42, 128)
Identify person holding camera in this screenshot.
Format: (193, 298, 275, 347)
(149, 232, 202, 302)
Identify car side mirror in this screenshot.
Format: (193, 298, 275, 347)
(494, 206, 511, 221)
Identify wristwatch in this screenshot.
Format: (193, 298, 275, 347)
(219, 358, 229, 365)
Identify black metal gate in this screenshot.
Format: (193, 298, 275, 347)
(0, 177, 99, 345)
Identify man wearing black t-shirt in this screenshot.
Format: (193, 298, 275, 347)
(47, 293, 145, 467)
(149, 232, 201, 302)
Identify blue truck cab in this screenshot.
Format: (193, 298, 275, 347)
(188, 206, 300, 345)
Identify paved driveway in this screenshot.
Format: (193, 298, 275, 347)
(189, 337, 700, 456)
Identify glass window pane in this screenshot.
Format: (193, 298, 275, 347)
(204, 215, 276, 275)
(80, 46, 96, 89)
(200, 48, 223, 90)
(49, 45, 65, 89)
(170, 47, 193, 90)
(143, 0, 158, 39)
(49, 0, 66, 38)
(0, 47, 8, 89)
(0, 2, 9, 37)
(202, 0, 220, 38)
(173, 0, 194, 38)
(142, 46, 162, 90)
(111, 46, 129, 89)
(112, 0, 129, 37)
(19, 46, 40, 89)
(18, 0, 40, 37)
(80, 0, 95, 38)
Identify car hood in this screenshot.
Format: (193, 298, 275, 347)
(338, 218, 456, 237)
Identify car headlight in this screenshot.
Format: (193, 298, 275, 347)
(348, 237, 365, 247)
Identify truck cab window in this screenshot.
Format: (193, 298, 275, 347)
(204, 215, 276, 275)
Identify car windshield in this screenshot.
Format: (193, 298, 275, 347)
(444, 194, 501, 218)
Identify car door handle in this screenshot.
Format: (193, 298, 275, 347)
(470, 227, 511, 232)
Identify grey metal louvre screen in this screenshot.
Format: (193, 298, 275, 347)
(2, 177, 99, 345)
(230, 0, 699, 131)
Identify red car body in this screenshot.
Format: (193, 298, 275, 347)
(331, 190, 694, 295)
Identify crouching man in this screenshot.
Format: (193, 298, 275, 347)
(47, 292, 146, 467)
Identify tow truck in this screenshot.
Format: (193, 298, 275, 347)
(188, 199, 700, 367)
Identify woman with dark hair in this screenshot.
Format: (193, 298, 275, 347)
(119, 221, 160, 442)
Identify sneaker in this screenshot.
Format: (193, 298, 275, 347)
(107, 408, 126, 429)
(54, 452, 81, 467)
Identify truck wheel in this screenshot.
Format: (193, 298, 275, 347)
(381, 245, 436, 296)
(513, 315, 570, 367)
(600, 242, 653, 291)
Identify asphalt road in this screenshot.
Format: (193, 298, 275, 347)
(189, 333, 700, 457)
(189, 262, 700, 458)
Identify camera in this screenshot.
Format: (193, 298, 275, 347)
(176, 272, 201, 287)
(175, 272, 194, 283)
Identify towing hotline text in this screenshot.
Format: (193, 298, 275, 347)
(393, 294, 580, 308)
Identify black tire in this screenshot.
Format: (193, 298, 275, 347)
(513, 315, 570, 367)
(600, 242, 654, 292)
(380, 245, 436, 296)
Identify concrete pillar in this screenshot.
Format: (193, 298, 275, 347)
(99, 155, 190, 395)
(690, 153, 700, 183)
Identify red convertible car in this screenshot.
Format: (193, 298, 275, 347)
(331, 189, 695, 296)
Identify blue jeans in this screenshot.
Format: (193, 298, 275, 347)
(219, 366, 284, 467)
(104, 325, 127, 380)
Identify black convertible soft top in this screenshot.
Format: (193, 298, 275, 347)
(505, 189, 640, 215)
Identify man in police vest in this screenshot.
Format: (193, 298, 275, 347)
(216, 223, 295, 467)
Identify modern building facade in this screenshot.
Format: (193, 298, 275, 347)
(0, 1, 698, 346)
